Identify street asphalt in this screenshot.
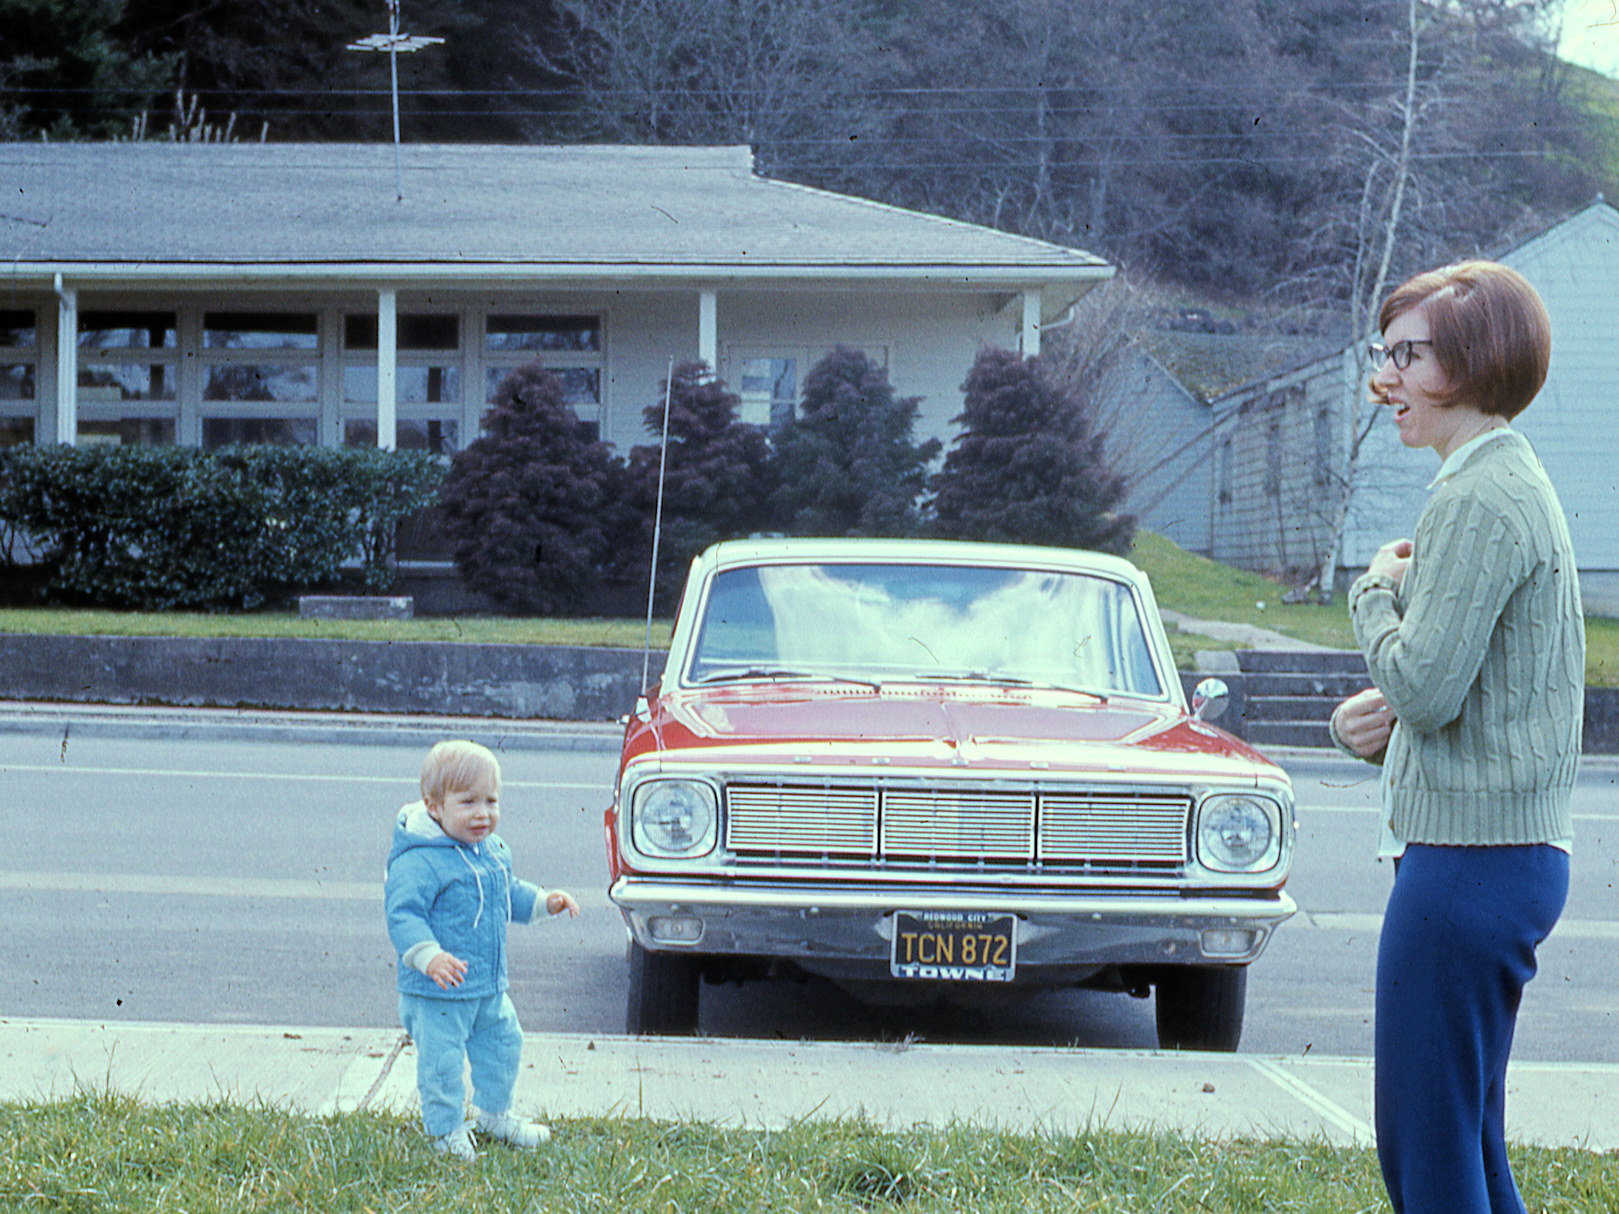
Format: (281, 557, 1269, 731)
(4, 695, 1618, 1152)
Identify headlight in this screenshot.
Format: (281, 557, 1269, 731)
(1196, 794, 1281, 873)
(631, 780, 718, 858)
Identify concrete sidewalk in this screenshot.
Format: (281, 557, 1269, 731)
(6, 1018, 1619, 1152)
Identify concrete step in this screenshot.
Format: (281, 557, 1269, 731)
(1242, 672, 1373, 700)
(1244, 694, 1346, 723)
(1237, 650, 1367, 676)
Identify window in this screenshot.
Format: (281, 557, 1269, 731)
(76, 310, 181, 445)
(737, 357, 797, 428)
(726, 344, 890, 429)
(201, 311, 319, 448)
(483, 313, 603, 434)
(342, 311, 462, 453)
(0, 309, 38, 446)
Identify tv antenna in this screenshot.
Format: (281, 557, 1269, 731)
(347, 1, 444, 201)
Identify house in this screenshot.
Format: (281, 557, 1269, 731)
(1093, 327, 1335, 561)
(1209, 200, 1619, 614)
(0, 142, 1111, 460)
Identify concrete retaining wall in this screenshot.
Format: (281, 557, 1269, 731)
(1, 632, 1611, 749)
(0, 634, 665, 721)
(1179, 670, 1617, 754)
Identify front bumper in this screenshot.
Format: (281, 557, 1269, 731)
(611, 878, 1296, 978)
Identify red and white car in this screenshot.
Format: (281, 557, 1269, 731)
(606, 538, 1295, 1050)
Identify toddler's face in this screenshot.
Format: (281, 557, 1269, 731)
(428, 776, 501, 845)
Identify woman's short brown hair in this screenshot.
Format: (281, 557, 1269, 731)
(1377, 260, 1551, 420)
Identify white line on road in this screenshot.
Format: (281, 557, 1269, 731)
(1299, 911, 1619, 940)
(0, 763, 603, 791)
(0, 870, 613, 908)
(1302, 806, 1619, 822)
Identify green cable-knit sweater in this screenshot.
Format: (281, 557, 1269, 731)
(1348, 429, 1584, 847)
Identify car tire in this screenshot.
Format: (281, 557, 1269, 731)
(626, 941, 700, 1035)
(1154, 965, 1246, 1052)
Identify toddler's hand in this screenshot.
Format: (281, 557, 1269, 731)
(425, 951, 468, 990)
(547, 890, 581, 918)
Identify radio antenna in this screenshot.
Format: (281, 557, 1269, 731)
(640, 358, 675, 697)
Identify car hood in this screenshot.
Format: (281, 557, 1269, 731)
(625, 683, 1282, 782)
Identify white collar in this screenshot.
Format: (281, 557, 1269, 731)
(1429, 424, 1514, 489)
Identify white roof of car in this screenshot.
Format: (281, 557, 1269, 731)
(699, 537, 1148, 585)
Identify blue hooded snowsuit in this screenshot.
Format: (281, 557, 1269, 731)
(384, 801, 543, 1135)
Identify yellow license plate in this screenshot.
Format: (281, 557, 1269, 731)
(890, 911, 1016, 981)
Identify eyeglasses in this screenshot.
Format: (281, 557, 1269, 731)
(1367, 339, 1432, 370)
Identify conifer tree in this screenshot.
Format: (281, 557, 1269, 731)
(438, 361, 625, 614)
(770, 347, 939, 538)
(929, 347, 1133, 555)
(623, 361, 777, 611)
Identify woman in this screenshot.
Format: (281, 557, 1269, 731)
(1331, 260, 1584, 1214)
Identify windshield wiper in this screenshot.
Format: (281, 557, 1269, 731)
(695, 667, 881, 690)
(910, 671, 1110, 702)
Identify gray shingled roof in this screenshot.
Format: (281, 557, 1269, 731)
(3, 142, 1110, 287)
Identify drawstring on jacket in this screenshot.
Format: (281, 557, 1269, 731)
(456, 846, 485, 929)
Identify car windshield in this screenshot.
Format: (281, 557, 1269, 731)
(686, 562, 1164, 698)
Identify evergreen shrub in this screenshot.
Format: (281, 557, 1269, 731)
(0, 443, 443, 609)
(622, 361, 777, 613)
(771, 346, 940, 538)
(928, 347, 1135, 554)
(437, 361, 626, 615)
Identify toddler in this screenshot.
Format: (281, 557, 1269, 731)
(384, 739, 580, 1161)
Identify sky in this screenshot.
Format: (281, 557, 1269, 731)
(1560, 0, 1619, 76)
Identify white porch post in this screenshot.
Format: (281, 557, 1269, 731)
(54, 274, 78, 446)
(1020, 289, 1042, 358)
(377, 287, 398, 450)
(698, 288, 718, 375)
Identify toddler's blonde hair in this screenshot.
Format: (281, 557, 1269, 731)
(420, 739, 501, 807)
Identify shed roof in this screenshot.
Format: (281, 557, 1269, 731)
(2, 142, 1109, 306)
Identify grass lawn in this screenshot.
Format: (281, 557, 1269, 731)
(2, 532, 1613, 686)
(8, 1093, 1619, 1213)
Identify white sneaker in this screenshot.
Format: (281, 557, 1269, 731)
(431, 1124, 478, 1162)
(475, 1108, 551, 1148)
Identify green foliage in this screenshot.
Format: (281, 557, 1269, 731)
(0, 443, 442, 608)
(623, 360, 778, 612)
(0, 0, 175, 138)
(929, 347, 1134, 555)
(771, 346, 941, 538)
(438, 360, 626, 615)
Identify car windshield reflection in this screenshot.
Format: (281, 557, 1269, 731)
(686, 562, 1164, 698)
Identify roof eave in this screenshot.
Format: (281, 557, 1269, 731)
(12, 260, 1113, 289)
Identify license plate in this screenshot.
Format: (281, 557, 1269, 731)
(890, 911, 1016, 982)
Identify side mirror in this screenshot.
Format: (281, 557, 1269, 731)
(1191, 677, 1229, 723)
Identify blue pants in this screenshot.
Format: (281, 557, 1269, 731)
(399, 992, 525, 1137)
(1375, 844, 1567, 1214)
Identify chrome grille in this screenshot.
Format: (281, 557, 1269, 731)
(1039, 792, 1189, 864)
(726, 784, 878, 856)
(724, 781, 1190, 871)
(883, 789, 1034, 859)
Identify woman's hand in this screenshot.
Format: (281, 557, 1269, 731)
(1368, 538, 1414, 588)
(1332, 686, 1395, 758)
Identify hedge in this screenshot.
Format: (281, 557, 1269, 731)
(0, 444, 444, 610)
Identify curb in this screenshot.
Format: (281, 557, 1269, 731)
(0, 700, 623, 752)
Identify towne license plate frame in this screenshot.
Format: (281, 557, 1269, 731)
(889, 910, 1017, 982)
